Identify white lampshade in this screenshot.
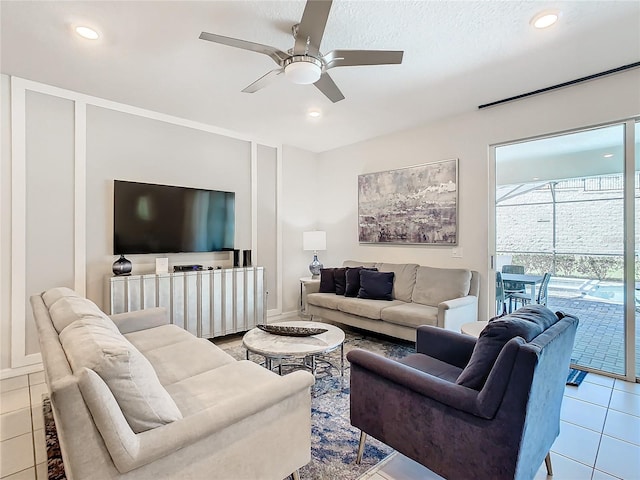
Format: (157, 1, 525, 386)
(303, 231, 326, 251)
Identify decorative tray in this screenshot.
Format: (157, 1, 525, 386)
(257, 325, 328, 337)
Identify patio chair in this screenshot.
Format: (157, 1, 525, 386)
(511, 272, 552, 307)
(502, 264, 526, 311)
(347, 305, 579, 480)
(496, 271, 508, 315)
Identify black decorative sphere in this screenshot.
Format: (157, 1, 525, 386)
(112, 254, 132, 276)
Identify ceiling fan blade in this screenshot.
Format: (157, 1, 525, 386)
(323, 50, 404, 69)
(313, 72, 345, 103)
(294, 0, 333, 56)
(241, 69, 284, 93)
(199, 32, 288, 66)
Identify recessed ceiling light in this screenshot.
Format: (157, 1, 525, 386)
(532, 177, 540, 181)
(75, 26, 100, 40)
(603, 153, 614, 158)
(531, 11, 560, 29)
(308, 110, 321, 118)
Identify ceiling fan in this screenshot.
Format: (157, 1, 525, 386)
(199, 0, 404, 103)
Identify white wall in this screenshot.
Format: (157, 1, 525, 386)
(84, 105, 252, 308)
(316, 69, 640, 320)
(281, 145, 319, 313)
(1, 76, 319, 375)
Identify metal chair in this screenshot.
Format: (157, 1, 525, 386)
(502, 265, 526, 311)
(496, 271, 508, 315)
(510, 272, 552, 307)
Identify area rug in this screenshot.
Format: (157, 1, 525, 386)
(43, 329, 414, 480)
(566, 368, 588, 386)
(220, 329, 415, 480)
(42, 396, 66, 480)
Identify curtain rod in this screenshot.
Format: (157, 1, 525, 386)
(478, 61, 640, 109)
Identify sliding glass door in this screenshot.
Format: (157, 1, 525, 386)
(494, 119, 637, 380)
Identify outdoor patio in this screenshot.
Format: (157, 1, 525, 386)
(546, 294, 639, 375)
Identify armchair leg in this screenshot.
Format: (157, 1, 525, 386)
(356, 431, 367, 464)
(545, 452, 553, 476)
(291, 470, 301, 480)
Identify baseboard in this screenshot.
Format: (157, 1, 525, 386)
(1, 363, 44, 380)
(266, 311, 300, 323)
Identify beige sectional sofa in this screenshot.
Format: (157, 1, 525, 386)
(307, 261, 479, 342)
(31, 287, 314, 480)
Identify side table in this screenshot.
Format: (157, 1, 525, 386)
(299, 276, 320, 318)
(460, 320, 489, 338)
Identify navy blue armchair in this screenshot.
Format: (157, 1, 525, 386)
(347, 306, 578, 480)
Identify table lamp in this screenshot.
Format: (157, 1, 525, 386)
(303, 231, 326, 278)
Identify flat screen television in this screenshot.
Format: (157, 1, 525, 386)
(113, 180, 235, 254)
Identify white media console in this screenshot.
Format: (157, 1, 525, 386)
(107, 267, 265, 338)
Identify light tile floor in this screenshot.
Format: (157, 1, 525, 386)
(1, 370, 638, 480)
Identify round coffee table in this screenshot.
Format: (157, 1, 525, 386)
(242, 321, 345, 376)
(460, 320, 489, 337)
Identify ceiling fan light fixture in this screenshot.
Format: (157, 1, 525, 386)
(284, 57, 322, 85)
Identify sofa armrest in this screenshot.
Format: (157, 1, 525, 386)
(303, 279, 320, 295)
(347, 349, 485, 417)
(415, 325, 476, 369)
(79, 367, 314, 473)
(437, 295, 478, 331)
(109, 307, 169, 334)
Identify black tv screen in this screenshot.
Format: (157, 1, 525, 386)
(113, 180, 235, 254)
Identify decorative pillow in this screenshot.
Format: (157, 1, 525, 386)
(60, 316, 183, 433)
(456, 305, 559, 390)
(319, 268, 337, 293)
(344, 267, 377, 297)
(357, 270, 395, 300)
(333, 268, 347, 295)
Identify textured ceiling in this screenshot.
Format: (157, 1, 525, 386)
(1, 1, 639, 152)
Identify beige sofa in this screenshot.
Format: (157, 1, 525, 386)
(307, 261, 479, 342)
(31, 287, 314, 480)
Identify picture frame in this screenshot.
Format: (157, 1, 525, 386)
(358, 158, 458, 245)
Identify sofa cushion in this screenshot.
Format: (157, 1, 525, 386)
(165, 360, 284, 416)
(307, 292, 345, 310)
(456, 305, 560, 390)
(60, 316, 183, 432)
(319, 268, 337, 293)
(375, 263, 418, 302)
(42, 287, 79, 308)
(334, 268, 347, 295)
(412, 266, 472, 306)
(337, 297, 404, 320)
(143, 338, 236, 386)
(342, 260, 377, 268)
(380, 302, 438, 328)
(345, 267, 377, 297)
(48, 295, 113, 334)
(358, 270, 395, 300)
(124, 324, 196, 353)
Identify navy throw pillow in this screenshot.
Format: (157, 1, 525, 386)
(344, 267, 377, 297)
(357, 270, 395, 300)
(334, 268, 347, 295)
(456, 305, 559, 390)
(319, 268, 337, 293)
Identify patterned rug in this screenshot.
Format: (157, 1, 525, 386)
(43, 328, 415, 480)
(220, 329, 415, 480)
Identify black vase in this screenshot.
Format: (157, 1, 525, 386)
(112, 254, 132, 276)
